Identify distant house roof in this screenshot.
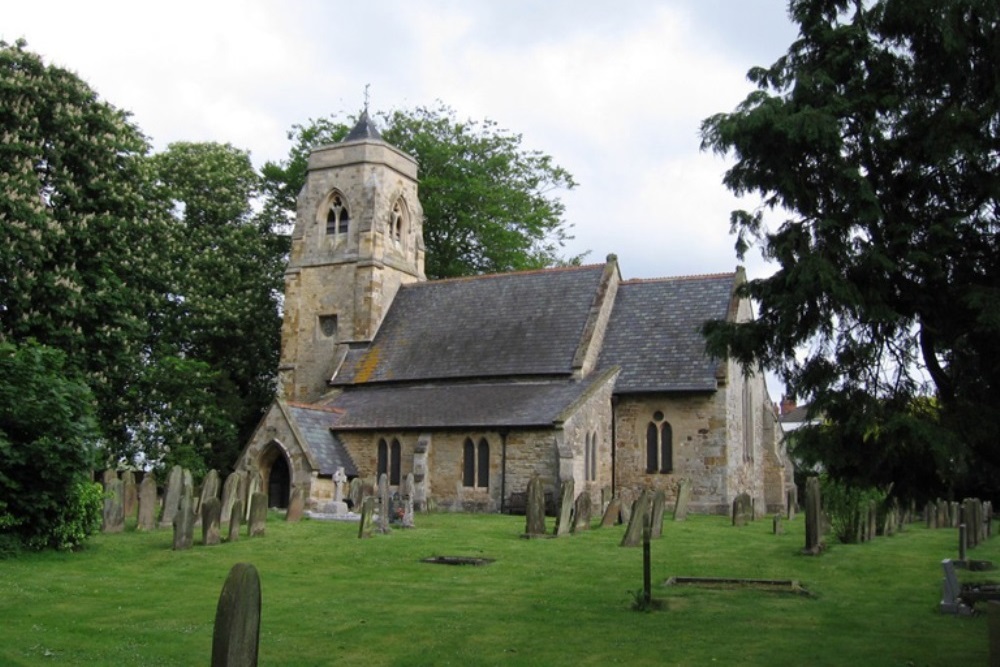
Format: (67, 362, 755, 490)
(779, 405, 811, 424)
(332, 264, 607, 386)
(285, 403, 358, 476)
(321, 372, 616, 431)
(597, 273, 736, 393)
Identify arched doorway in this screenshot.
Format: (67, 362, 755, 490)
(260, 443, 291, 509)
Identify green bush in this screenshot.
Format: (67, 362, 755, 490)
(820, 475, 888, 543)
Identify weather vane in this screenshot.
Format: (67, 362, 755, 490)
(363, 84, 371, 114)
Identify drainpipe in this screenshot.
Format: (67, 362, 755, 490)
(611, 396, 618, 497)
(499, 430, 509, 514)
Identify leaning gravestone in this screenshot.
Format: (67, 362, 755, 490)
(621, 489, 651, 547)
(286, 487, 304, 523)
(402, 473, 415, 528)
(122, 470, 138, 520)
(572, 492, 592, 533)
(248, 492, 267, 538)
(649, 491, 667, 538)
(732, 492, 753, 527)
(137, 475, 157, 531)
(802, 477, 823, 555)
(228, 500, 243, 542)
(601, 497, 621, 527)
(349, 477, 363, 510)
(554, 479, 575, 536)
(211, 562, 261, 667)
(619, 488, 635, 525)
(220, 471, 242, 526)
(377, 473, 391, 534)
(202, 497, 222, 546)
(160, 464, 184, 527)
(524, 476, 547, 537)
(200, 470, 221, 508)
(358, 497, 375, 539)
(245, 472, 263, 520)
(102, 478, 125, 533)
(673, 479, 692, 521)
(173, 487, 195, 551)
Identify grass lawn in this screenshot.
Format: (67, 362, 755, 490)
(0, 512, 996, 666)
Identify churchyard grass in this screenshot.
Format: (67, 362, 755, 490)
(0, 512, 995, 665)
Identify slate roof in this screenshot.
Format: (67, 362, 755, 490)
(286, 404, 358, 476)
(597, 273, 736, 393)
(320, 374, 614, 430)
(332, 264, 607, 386)
(343, 110, 382, 142)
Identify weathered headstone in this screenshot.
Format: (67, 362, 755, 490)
(285, 487, 304, 522)
(244, 471, 263, 520)
(402, 473, 415, 528)
(620, 490, 651, 547)
(786, 487, 797, 521)
(926, 501, 937, 529)
(803, 477, 823, 555)
(102, 468, 118, 487)
(601, 497, 621, 527)
(122, 470, 138, 520)
(732, 492, 752, 527)
(160, 464, 184, 527)
(572, 492, 592, 533)
(377, 473, 391, 534)
(173, 488, 195, 551)
(358, 496, 375, 539)
(866, 499, 877, 541)
(673, 479, 692, 521)
(524, 476, 547, 537)
(228, 500, 243, 542)
(773, 514, 783, 535)
(102, 478, 125, 533)
(936, 499, 949, 530)
(349, 477, 363, 510)
(619, 488, 635, 525)
(137, 474, 157, 531)
(248, 492, 267, 537)
(649, 491, 666, 538)
(554, 479, 575, 536)
(200, 470, 221, 508)
(601, 486, 613, 516)
(950, 501, 961, 528)
(202, 497, 222, 546)
(220, 471, 242, 526)
(211, 562, 260, 667)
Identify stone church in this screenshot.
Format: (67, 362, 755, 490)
(236, 114, 792, 517)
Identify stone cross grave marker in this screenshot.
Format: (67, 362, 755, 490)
(333, 467, 347, 504)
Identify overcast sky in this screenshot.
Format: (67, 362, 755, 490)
(4, 0, 800, 283)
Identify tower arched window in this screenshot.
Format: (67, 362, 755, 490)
(389, 198, 407, 246)
(326, 192, 350, 237)
(645, 411, 673, 474)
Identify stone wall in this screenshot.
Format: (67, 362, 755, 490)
(557, 371, 617, 508)
(237, 403, 315, 506)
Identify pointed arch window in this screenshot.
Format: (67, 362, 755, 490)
(377, 438, 388, 478)
(390, 438, 401, 485)
(377, 437, 401, 484)
(389, 198, 407, 247)
(645, 411, 673, 474)
(584, 432, 598, 481)
(326, 192, 350, 236)
(463, 436, 490, 488)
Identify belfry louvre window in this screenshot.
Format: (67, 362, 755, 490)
(463, 437, 489, 488)
(326, 192, 350, 236)
(645, 411, 673, 474)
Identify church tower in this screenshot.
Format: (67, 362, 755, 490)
(278, 113, 425, 402)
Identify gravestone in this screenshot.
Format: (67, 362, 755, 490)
(786, 488, 797, 521)
(600, 497, 621, 527)
(802, 477, 823, 555)
(202, 497, 222, 546)
(554, 479, 575, 536)
(732, 492, 752, 527)
(137, 475, 157, 531)
(962, 499, 977, 548)
(621, 490, 651, 547)
(649, 491, 666, 538)
(926, 502, 937, 529)
(248, 492, 267, 537)
(358, 497, 375, 539)
(286, 487, 304, 522)
(349, 477, 363, 510)
(377, 473, 391, 534)
(102, 478, 125, 533)
(173, 487, 195, 550)
(228, 500, 243, 542)
(619, 488, 635, 525)
(572, 492, 592, 533)
(773, 514, 783, 535)
(200, 470, 221, 508)
(867, 499, 877, 541)
(122, 470, 138, 520)
(211, 562, 260, 667)
(220, 472, 242, 526)
(601, 486, 613, 516)
(950, 501, 961, 528)
(673, 479, 692, 521)
(936, 499, 949, 530)
(244, 472, 263, 520)
(333, 467, 348, 504)
(524, 476, 547, 536)
(160, 464, 184, 527)
(402, 473, 415, 528)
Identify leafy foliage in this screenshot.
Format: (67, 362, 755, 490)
(819, 475, 888, 544)
(0, 341, 101, 551)
(700, 0, 1000, 500)
(261, 103, 582, 279)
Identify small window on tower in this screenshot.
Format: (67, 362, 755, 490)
(390, 199, 406, 246)
(326, 192, 350, 236)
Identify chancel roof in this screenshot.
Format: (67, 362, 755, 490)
(285, 404, 358, 476)
(332, 264, 607, 386)
(597, 273, 737, 393)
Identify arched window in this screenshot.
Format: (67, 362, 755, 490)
(590, 432, 598, 481)
(660, 422, 673, 474)
(463, 438, 475, 487)
(326, 192, 350, 236)
(377, 438, 388, 479)
(584, 434, 591, 481)
(390, 438, 401, 485)
(646, 422, 658, 474)
(477, 438, 489, 488)
(389, 198, 407, 247)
